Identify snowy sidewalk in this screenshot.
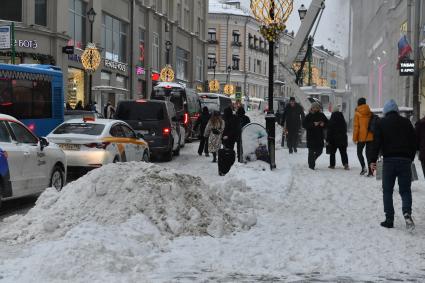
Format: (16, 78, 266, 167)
(157, 143, 425, 282)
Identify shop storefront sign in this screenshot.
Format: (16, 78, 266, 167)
(0, 26, 11, 49)
(15, 39, 38, 49)
(136, 66, 145, 75)
(68, 53, 82, 63)
(399, 59, 415, 76)
(104, 59, 127, 72)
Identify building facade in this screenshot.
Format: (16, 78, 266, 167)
(349, 0, 417, 112)
(0, 0, 208, 111)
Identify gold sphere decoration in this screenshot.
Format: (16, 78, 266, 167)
(81, 43, 101, 73)
(160, 65, 175, 82)
(209, 80, 220, 92)
(251, 0, 294, 41)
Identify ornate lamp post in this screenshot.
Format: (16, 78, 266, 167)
(86, 7, 97, 105)
(251, 0, 293, 169)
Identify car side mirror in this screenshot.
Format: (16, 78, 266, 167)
(136, 133, 144, 139)
(39, 137, 49, 151)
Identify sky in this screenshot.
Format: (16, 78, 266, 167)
(239, 0, 350, 57)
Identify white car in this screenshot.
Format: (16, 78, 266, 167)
(47, 118, 149, 174)
(0, 114, 66, 207)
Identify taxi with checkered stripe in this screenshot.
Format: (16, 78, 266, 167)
(47, 117, 149, 174)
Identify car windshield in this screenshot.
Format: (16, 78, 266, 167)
(53, 123, 105, 135)
(116, 102, 165, 121)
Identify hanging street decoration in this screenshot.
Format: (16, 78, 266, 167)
(81, 43, 101, 73)
(160, 65, 175, 82)
(209, 79, 220, 92)
(224, 84, 235, 96)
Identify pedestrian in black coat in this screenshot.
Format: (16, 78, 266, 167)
(303, 102, 328, 170)
(370, 99, 416, 229)
(194, 106, 211, 156)
(236, 107, 250, 162)
(326, 107, 349, 169)
(222, 107, 240, 150)
(283, 97, 305, 153)
(415, 116, 425, 177)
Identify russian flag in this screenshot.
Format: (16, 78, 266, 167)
(398, 35, 412, 59)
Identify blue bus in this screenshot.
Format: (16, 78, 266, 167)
(0, 64, 64, 136)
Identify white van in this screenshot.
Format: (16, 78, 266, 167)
(198, 93, 233, 114)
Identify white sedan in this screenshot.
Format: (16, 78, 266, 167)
(47, 118, 149, 174)
(0, 114, 66, 207)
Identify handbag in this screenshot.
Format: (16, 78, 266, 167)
(325, 144, 332, 155)
(411, 163, 419, 182)
(212, 128, 220, 135)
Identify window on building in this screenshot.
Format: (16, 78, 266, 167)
(177, 2, 182, 25)
(254, 36, 258, 48)
(232, 30, 240, 44)
(248, 57, 251, 72)
(102, 14, 128, 62)
(68, 0, 86, 48)
(152, 33, 159, 71)
(116, 75, 127, 89)
(259, 38, 264, 49)
(139, 29, 145, 66)
(196, 57, 203, 82)
(101, 71, 111, 86)
(208, 28, 217, 42)
(176, 47, 189, 81)
(184, 8, 190, 30)
(232, 55, 240, 70)
(35, 0, 47, 26)
(257, 60, 261, 73)
(248, 34, 253, 46)
(0, 0, 22, 22)
(197, 17, 201, 35)
(208, 53, 216, 69)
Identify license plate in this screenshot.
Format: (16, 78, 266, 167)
(59, 144, 80, 151)
(138, 130, 149, 135)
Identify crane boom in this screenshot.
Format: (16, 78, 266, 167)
(284, 0, 325, 66)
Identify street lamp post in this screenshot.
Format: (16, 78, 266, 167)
(165, 40, 172, 65)
(87, 8, 96, 105)
(251, 0, 293, 170)
(213, 59, 217, 79)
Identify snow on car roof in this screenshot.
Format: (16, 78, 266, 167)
(63, 118, 120, 125)
(0, 114, 20, 122)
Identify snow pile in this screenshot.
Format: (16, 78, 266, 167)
(0, 162, 256, 244)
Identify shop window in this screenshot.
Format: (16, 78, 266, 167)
(35, 0, 47, 26)
(68, 0, 86, 49)
(176, 47, 189, 81)
(0, 0, 22, 22)
(67, 68, 85, 109)
(102, 13, 128, 63)
(116, 75, 127, 89)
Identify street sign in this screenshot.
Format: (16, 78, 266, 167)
(0, 25, 11, 49)
(399, 59, 415, 76)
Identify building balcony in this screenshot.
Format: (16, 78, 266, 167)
(231, 41, 242, 47)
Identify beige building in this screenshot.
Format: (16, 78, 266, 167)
(0, 0, 208, 111)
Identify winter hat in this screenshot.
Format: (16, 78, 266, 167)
(289, 96, 296, 102)
(311, 102, 321, 111)
(333, 105, 341, 113)
(357, 97, 366, 106)
(383, 99, 399, 115)
(236, 107, 245, 116)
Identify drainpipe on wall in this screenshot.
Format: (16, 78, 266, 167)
(378, 63, 387, 108)
(405, 0, 413, 107)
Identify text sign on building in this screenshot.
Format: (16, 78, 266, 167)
(104, 59, 127, 72)
(399, 59, 415, 76)
(0, 26, 11, 49)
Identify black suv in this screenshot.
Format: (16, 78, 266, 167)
(115, 100, 181, 161)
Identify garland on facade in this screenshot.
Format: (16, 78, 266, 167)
(0, 51, 55, 64)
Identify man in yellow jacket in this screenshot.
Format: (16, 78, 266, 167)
(353, 97, 374, 176)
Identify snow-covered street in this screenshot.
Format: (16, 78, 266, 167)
(1, 112, 425, 282)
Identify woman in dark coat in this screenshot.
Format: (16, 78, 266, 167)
(222, 107, 240, 150)
(194, 107, 211, 156)
(302, 102, 328, 170)
(327, 106, 349, 170)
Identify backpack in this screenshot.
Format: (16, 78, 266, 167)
(368, 114, 380, 134)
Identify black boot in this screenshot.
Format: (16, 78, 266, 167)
(404, 213, 415, 231)
(212, 153, 217, 163)
(380, 219, 394, 228)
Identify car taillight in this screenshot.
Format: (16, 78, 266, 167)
(28, 123, 35, 132)
(184, 113, 189, 125)
(84, 142, 110, 149)
(162, 128, 170, 136)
